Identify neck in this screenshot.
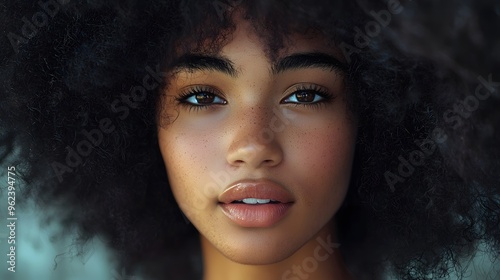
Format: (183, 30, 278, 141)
(200, 222, 353, 280)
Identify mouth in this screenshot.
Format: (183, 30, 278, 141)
(218, 179, 294, 227)
(230, 198, 280, 204)
(218, 179, 294, 204)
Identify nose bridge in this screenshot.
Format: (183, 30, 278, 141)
(232, 104, 274, 149)
(241, 104, 273, 133)
(226, 103, 283, 168)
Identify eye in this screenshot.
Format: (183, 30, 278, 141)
(177, 86, 227, 107)
(184, 92, 226, 105)
(281, 84, 333, 105)
(283, 90, 324, 103)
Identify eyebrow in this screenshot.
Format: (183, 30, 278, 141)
(170, 54, 239, 77)
(169, 52, 347, 78)
(272, 52, 348, 74)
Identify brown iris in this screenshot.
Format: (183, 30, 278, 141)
(195, 93, 215, 104)
(295, 91, 316, 102)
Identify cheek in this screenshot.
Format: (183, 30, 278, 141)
(286, 118, 356, 214)
(158, 127, 223, 223)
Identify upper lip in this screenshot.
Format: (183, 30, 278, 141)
(218, 179, 294, 204)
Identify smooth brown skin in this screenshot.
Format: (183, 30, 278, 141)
(158, 14, 356, 280)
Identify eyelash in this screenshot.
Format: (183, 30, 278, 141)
(176, 86, 226, 112)
(175, 84, 334, 111)
(281, 84, 335, 109)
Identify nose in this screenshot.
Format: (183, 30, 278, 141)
(226, 107, 284, 169)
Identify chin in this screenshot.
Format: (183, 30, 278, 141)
(216, 236, 302, 265)
(225, 249, 295, 265)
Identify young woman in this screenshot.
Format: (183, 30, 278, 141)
(1, 0, 499, 279)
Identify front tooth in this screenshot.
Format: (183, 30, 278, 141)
(242, 198, 271, 204)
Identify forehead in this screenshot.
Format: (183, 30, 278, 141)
(173, 11, 343, 65)
(228, 16, 342, 63)
(167, 14, 348, 80)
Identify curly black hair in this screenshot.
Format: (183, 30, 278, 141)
(1, 0, 499, 279)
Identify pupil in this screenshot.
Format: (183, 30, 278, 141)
(196, 93, 215, 104)
(296, 91, 314, 102)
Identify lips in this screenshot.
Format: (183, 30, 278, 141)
(218, 179, 294, 227)
(218, 180, 294, 204)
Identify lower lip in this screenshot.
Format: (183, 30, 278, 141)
(219, 203, 293, 227)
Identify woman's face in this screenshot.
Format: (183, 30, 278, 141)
(158, 16, 357, 264)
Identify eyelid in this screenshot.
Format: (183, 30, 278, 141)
(280, 83, 334, 104)
(176, 85, 227, 105)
